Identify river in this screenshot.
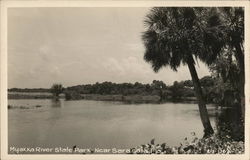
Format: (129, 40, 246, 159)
(8, 99, 224, 154)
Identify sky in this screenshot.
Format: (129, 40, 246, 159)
(8, 7, 210, 88)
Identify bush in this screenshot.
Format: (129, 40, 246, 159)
(129, 134, 244, 154)
(64, 90, 82, 100)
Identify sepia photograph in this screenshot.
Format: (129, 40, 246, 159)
(1, 1, 249, 160)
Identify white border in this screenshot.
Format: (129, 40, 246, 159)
(1, 1, 249, 160)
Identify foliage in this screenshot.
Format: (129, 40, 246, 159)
(142, 7, 226, 72)
(66, 81, 165, 96)
(206, 7, 245, 117)
(50, 84, 64, 97)
(169, 81, 184, 100)
(64, 90, 82, 100)
(66, 80, 196, 102)
(130, 134, 244, 154)
(216, 108, 244, 141)
(208, 50, 241, 105)
(151, 80, 167, 89)
(216, 7, 244, 54)
(8, 88, 50, 93)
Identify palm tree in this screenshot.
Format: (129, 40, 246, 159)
(209, 7, 245, 118)
(142, 7, 218, 137)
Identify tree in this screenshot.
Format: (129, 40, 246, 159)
(151, 80, 167, 89)
(169, 81, 184, 100)
(209, 50, 242, 107)
(207, 7, 245, 117)
(142, 7, 215, 136)
(51, 84, 63, 97)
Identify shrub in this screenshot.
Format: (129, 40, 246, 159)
(130, 134, 244, 154)
(64, 90, 82, 100)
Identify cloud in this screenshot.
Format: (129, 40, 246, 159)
(101, 56, 151, 83)
(8, 8, 210, 88)
(103, 57, 125, 76)
(50, 66, 61, 76)
(37, 44, 55, 62)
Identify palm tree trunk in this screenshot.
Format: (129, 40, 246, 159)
(187, 56, 214, 137)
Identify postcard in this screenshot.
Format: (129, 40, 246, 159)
(1, 1, 249, 160)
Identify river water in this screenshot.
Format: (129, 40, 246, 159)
(8, 99, 223, 154)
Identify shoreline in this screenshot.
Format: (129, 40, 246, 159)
(8, 92, 198, 104)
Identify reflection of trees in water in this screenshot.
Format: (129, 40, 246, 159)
(51, 98, 64, 108)
(45, 99, 64, 137)
(215, 106, 244, 141)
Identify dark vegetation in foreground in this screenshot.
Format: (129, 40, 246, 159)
(128, 134, 244, 154)
(69, 134, 244, 154)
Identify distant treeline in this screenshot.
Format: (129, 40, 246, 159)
(64, 76, 216, 102)
(65, 80, 194, 98)
(8, 76, 221, 103)
(8, 88, 50, 93)
(8, 76, 239, 106)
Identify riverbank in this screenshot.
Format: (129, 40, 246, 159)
(8, 92, 53, 99)
(8, 91, 197, 103)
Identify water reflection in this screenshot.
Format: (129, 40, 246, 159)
(51, 98, 64, 108)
